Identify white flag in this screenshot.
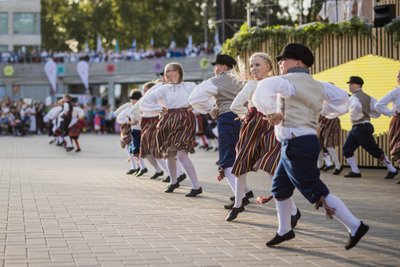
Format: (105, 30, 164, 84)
(44, 59, 57, 92)
(96, 35, 103, 53)
(76, 60, 89, 93)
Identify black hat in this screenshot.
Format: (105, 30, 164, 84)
(129, 90, 142, 100)
(276, 43, 314, 67)
(346, 76, 364, 86)
(211, 54, 237, 69)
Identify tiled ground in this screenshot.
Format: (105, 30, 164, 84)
(0, 134, 399, 267)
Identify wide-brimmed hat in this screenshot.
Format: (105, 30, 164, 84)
(276, 43, 314, 67)
(211, 54, 237, 69)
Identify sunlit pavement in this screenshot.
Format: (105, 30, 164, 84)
(0, 134, 399, 267)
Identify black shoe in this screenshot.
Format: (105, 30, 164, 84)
(344, 171, 362, 178)
(397, 180, 400, 184)
(135, 168, 148, 177)
(332, 166, 344, 175)
(383, 170, 398, 179)
(162, 176, 170, 183)
(291, 209, 301, 229)
(242, 196, 250, 206)
(185, 187, 203, 197)
(165, 182, 179, 193)
(266, 230, 295, 247)
(224, 197, 249, 209)
(66, 147, 74, 152)
(322, 165, 335, 172)
(75, 148, 81, 152)
(150, 171, 164, 179)
(126, 168, 139, 175)
(318, 164, 326, 171)
(230, 190, 254, 201)
(345, 221, 369, 250)
(225, 206, 245, 221)
(177, 173, 187, 182)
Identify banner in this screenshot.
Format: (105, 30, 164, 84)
(76, 60, 89, 93)
(44, 60, 57, 92)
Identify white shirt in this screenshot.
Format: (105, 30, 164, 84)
(138, 83, 164, 118)
(375, 86, 400, 117)
(188, 80, 217, 114)
(117, 103, 141, 130)
(139, 82, 196, 112)
(43, 106, 62, 123)
(252, 75, 349, 142)
(349, 90, 380, 123)
(230, 80, 257, 119)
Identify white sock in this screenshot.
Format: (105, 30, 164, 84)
(275, 198, 292, 235)
(125, 146, 137, 169)
(138, 158, 146, 170)
(327, 147, 341, 169)
(65, 138, 72, 147)
(234, 174, 247, 208)
(325, 194, 361, 235)
(166, 155, 177, 184)
(176, 159, 184, 176)
(223, 167, 237, 194)
(324, 153, 333, 166)
(318, 150, 324, 169)
(290, 197, 298, 216)
(146, 154, 162, 172)
(346, 156, 360, 173)
(156, 158, 169, 174)
(177, 150, 200, 189)
(382, 154, 397, 172)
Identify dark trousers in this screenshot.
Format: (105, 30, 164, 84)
(272, 135, 330, 204)
(342, 123, 384, 159)
(217, 112, 241, 169)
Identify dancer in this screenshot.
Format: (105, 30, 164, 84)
(190, 54, 251, 207)
(140, 62, 202, 197)
(343, 76, 398, 179)
(375, 70, 400, 182)
(253, 43, 368, 250)
(60, 94, 74, 151)
(226, 52, 296, 222)
(68, 104, 85, 152)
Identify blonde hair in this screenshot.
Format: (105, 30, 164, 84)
(249, 52, 275, 77)
(165, 62, 184, 83)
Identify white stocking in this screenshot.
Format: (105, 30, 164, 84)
(275, 198, 292, 235)
(346, 156, 360, 173)
(327, 147, 341, 169)
(223, 167, 237, 194)
(177, 150, 200, 189)
(166, 154, 177, 184)
(234, 174, 247, 208)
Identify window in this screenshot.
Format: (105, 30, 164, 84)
(13, 13, 40, 34)
(0, 13, 7, 34)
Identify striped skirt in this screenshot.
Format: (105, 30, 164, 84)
(156, 108, 196, 156)
(318, 116, 341, 148)
(120, 123, 132, 148)
(140, 116, 162, 158)
(389, 114, 400, 163)
(232, 108, 280, 176)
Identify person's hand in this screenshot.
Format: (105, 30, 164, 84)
(266, 112, 283, 126)
(210, 107, 219, 119)
(186, 106, 194, 112)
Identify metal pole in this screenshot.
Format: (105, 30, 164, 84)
(246, 2, 251, 26)
(221, 0, 225, 43)
(204, 1, 208, 51)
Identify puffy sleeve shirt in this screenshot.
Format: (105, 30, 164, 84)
(188, 79, 218, 114)
(375, 87, 400, 117)
(230, 80, 258, 119)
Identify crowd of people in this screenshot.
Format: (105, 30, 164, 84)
(112, 44, 399, 251)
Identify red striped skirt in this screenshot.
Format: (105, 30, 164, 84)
(140, 116, 162, 158)
(389, 114, 400, 163)
(232, 108, 280, 176)
(318, 116, 341, 148)
(156, 108, 196, 156)
(120, 123, 132, 148)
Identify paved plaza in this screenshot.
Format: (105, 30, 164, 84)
(0, 134, 399, 267)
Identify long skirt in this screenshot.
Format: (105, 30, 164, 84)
(120, 123, 132, 148)
(156, 108, 196, 156)
(389, 114, 400, 163)
(232, 108, 280, 176)
(318, 116, 341, 148)
(140, 116, 162, 158)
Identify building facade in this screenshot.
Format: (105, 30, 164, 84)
(0, 0, 41, 52)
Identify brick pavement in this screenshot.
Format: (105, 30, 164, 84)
(0, 134, 399, 267)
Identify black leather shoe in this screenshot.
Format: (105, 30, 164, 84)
(135, 168, 148, 177)
(162, 176, 170, 183)
(332, 166, 344, 175)
(224, 202, 234, 210)
(165, 182, 179, 193)
(126, 168, 139, 175)
(225, 206, 245, 221)
(75, 148, 81, 152)
(242, 196, 250, 206)
(344, 171, 361, 178)
(383, 170, 398, 179)
(345, 221, 369, 250)
(230, 191, 254, 201)
(291, 209, 301, 229)
(225, 197, 249, 209)
(150, 171, 164, 179)
(266, 230, 295, 247)
(66, 147, 74, 152)
(322, 165, 335, 172)
(397, 180, 400, 184)
(185, 187, 202, 197)
(177, 173, 187, 182)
